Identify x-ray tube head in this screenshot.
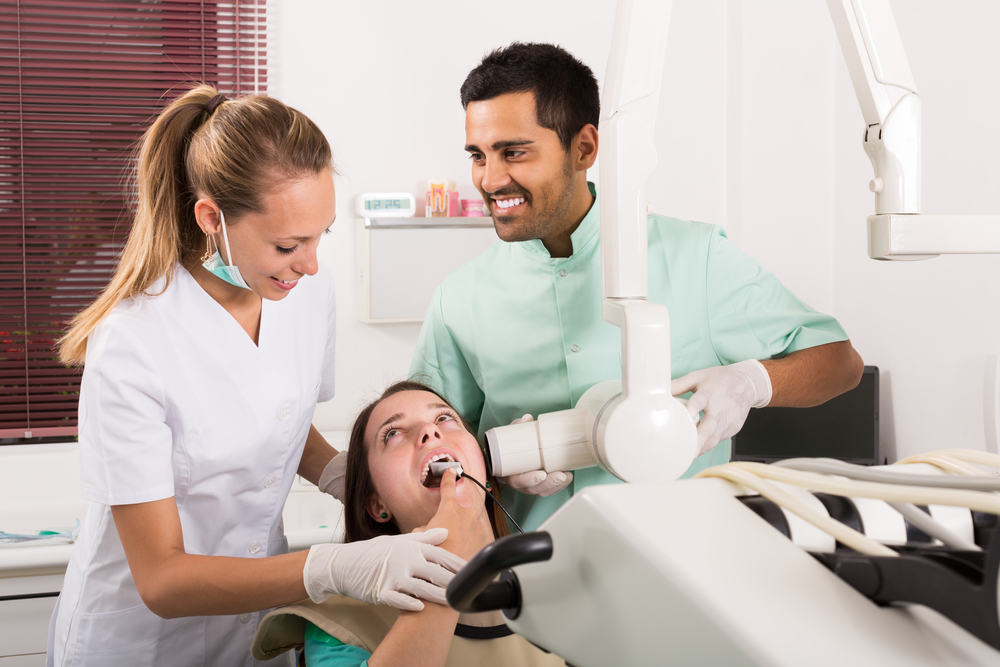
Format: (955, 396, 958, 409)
(484, 380, 699, 484)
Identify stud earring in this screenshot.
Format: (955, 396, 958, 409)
(201, 233, 213, 263)
(485, 481, 492, 489)
(380, 512, 388, 520)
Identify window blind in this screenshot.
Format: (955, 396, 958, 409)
(0, 0, 267, 440)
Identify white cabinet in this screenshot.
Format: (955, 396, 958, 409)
(0, 574, 61, 663)
(356, 217, 498, 322)
(0, 655, 47, 666)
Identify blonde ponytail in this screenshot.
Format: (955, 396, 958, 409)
(58, 85, 332, 366)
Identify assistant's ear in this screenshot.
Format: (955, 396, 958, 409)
(572, 124, 599, 172)
(193, 198, 223, 236)
(366, 496, 392, 523)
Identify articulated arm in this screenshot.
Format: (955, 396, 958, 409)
(826, 0, 1000, 258)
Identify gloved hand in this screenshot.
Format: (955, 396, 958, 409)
(303, 528, 466, 611)
(318, 450, 348, 503)
(671, 359, 772, 456)
(500, 414, 574, 497)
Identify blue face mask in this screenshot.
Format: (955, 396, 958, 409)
(202, 210, 251, 290)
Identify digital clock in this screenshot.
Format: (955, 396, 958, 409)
(356, 192, 417, 218)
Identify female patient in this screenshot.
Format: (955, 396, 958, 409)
(251, 381, 566, 666)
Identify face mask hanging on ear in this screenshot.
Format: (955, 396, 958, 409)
(202, 210, 251, 290)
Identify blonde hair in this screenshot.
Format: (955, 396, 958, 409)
(58, 85, 333, 366)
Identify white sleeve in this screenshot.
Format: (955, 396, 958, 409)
(78, 315, 175, 505)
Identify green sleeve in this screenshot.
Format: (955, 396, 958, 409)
(704, 228, 848, 364)
(303, 622, 371, 667)
(410, 285, 486, 431)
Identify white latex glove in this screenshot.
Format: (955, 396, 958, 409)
(303, 528, 466, 611)
(671, 359, 772, 456)
(500, 414, 574, 497)
(318, 449, 348, 503)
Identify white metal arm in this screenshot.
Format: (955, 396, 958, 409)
(602, 0, 1000, 265)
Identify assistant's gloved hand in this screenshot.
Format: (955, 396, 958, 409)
(318, 450, 348, 503)
(671, 359, 772, 456)
(500, 414, 574, 497)
(303, 529, 466, 611)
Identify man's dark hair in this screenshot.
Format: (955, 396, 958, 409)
(460, 42, 600, 150)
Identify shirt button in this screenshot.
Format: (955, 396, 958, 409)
(558, 269, 567, 277)
(239, 613, 252, 624)
(276, 407, 288, 421)
(248, 541, 262, 554)
(570, 344, 580, 353)
(263, 475, 276, 488)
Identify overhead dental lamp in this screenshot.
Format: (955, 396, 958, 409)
(484, 0, 1000, 486)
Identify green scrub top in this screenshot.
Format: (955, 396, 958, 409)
(410, 183, 848, 531)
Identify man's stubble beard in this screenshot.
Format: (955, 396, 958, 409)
(492, 155, 577, 244)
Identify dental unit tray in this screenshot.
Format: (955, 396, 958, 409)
(446, 480, 1000, 666)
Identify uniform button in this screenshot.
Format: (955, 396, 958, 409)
(558, 269, 567, 277)
(277, 407, 288, 421)
(248, 541, 262, 554)
(570, 344, 580, 353)
(239, 613, 252, 624)
(263, 475, 276, 488)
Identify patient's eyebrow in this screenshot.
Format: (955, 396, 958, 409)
(376, 413, 403, 435)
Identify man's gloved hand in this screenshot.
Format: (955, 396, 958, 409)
(500, 414, 574, 497)
(318, 450, 348, 503)
(671, 359, 772, 456)
(303, 529, 466, 611)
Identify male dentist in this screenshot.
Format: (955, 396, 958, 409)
(411, 43, 863, 531)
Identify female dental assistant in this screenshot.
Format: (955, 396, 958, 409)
(47, 86, 462, 667)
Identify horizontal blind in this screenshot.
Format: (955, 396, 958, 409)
(0, 0, 267, 440)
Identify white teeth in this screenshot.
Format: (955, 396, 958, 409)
(494, 197, 525, 210)
(420, 453, 455, 483)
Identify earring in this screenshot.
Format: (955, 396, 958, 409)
(380, 512, 388, 520)
(201, 233, 213, 263)
(485, 481, 492, 489)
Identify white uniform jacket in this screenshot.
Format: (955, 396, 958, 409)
(49, 264, 336, 667)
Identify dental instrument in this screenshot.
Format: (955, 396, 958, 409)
(427, 460, 464, 481)
(426, 461, 525, 533)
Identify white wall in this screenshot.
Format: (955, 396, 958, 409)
(271, 1, 1000, 460)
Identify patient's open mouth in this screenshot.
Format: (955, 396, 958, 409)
(421, 453, 456, 488)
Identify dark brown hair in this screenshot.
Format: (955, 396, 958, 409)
(460, 42, 600, 150)
(344, 380, 510, 543)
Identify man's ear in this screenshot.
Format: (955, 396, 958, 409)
(367, 496, 392, 523)
(193, 198, 223, 235)
(572, 124, 599, 172)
